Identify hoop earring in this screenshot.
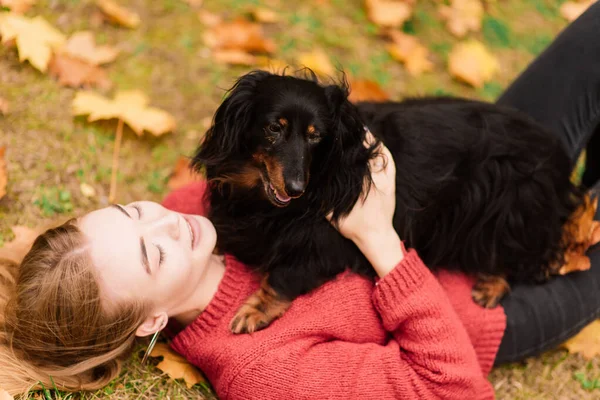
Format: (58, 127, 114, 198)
(141, 330, 161, 365)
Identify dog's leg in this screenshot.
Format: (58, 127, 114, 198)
(471, 274, 510, 309)
(230, 275, 291, 334)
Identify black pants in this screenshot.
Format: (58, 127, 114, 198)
(493, 2, 600, 364)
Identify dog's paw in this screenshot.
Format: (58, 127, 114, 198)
(471, 275, 510, 309)
(229, 285, 290, 334)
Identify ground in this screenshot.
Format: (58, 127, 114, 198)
(0, 0, 597, 398)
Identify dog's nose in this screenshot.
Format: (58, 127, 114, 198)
(285, 180, 306, 197)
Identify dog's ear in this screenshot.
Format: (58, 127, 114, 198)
(319, 81, 380, 220)
(192, 70, 272, 173)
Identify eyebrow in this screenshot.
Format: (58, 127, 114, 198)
(110, 204, 151, 275)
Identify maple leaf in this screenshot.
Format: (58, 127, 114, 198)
(347, 79, 390, 103)
(297, 49, 335, 77)
(204, 18, 276, 54)
(213, 49, 257, 66)
(48, 53, 112, 90)
(0, 146, 6, 201)
(365, 0, 413, 28)
(63, 31, 119, 66)
(95, 0, 140, 29)
(0, 97, 8, 114)
(0, 0, 35, 14)
(149, 343, 206, 389)
(448, 40, 498, 88)
(249, 7, 279, 23)
(0, 13, 65, 72)
(560, 0, 596, 22)
(72, 90, 176, 201)
(439, 0, 484, 38)
(0, 388, 14, 400)
(563, 319, 600, 359)
(385, 30, 434, 76)
(167, 157, 202, 191)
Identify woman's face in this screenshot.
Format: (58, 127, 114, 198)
(79, 201, 217, 313)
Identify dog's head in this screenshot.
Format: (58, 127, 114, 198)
(193, 70, 378, 218)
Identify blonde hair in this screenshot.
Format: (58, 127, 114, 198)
(0, 219, 151, 395)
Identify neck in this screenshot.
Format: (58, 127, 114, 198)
(171, 254, 226, 326)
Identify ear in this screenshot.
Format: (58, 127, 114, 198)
(135, 311, 168, 338)
(192, 70, 272, 173)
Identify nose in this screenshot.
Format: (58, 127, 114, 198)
(285, 179, 306, 198)
(141, 213, 180, 240)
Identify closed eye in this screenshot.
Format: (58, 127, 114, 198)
(156, 244, 166, 266)
(131, 203, 143, 218)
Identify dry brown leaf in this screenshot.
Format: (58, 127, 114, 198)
(63, 31, 119, 65)
(204, 18, 276, 54)
(48, 53, 112, 90)
(72, 90, 176, 136)
(197, 10, 222, 27)
(0, 388, 14, 400)
(560, 0, 595, 22)
(448, 40, 498, 88)
(297, 49, 335, 77)
(0, 13, 65, 72)
(0, 0, 35, 14)
(365, 0, 413, 28)
(0, 146, 6, 200)
(167, 157, 202, 190)
(0, 226, 42, 264)
(439, 0, 483, 38)
(149, 343, 206, 388)
(96, 0, 140, 29)
(348, 79, 389, 103)
(385, 30, 434, 76)
(563, 319, 600, 359)
(0, 97, 8, 115)
(250, 7, 279, 23)
(213, 49, 257, 65)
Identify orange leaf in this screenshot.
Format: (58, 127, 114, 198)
(197, 10, 222, 27)
(348, 79, 389, 103)
(184, 0, 203, 8)
(439, 0, 484, 38)
(0, 0, 36, 14)
(0, 146, 6, 200)
(95, 0, 140, 29)
(560, 0, 595, 22)
(204, 18, 276, 54)
(63, 31, 119, 66)
(0, 97, 8, 115)
(167, 157, 202, 191)
(249, 7, 279, 23)
(213, 49, 257, 66)
(297, 49, 335, 77)
(149, 343, 206, 388)
(365, 0, 413, 28)
(0, 225, 43, 264)
(48, 53, 112, 90)
(385, 30, 433, 76)
(448, 40, 498, 88)
(257, 56, 290, 73)
(563, 319, 600, 359)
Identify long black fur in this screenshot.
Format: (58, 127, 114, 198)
(193, 70, 584, 301)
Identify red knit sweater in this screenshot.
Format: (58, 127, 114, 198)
(163, 182, 506, 400)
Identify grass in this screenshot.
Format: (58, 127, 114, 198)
(0, 0, 596, 398)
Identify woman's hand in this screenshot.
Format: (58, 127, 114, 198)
(329, 132, 404, 277)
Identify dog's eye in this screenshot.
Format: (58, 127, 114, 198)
(267, 123, 282, 134)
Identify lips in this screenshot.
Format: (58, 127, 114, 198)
(183, 215, 201, 249)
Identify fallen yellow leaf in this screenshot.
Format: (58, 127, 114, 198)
(439, 0, 483, 38)
(385, 30, 434, 76)
(250, 7, 279, 23)
(184, 0, 203, 7)
(149, 343, 206, 389)
(257, 56, 290, 73)
(297, 49, 335, 77)
(563, 319, 600, 359)
(348, 79, 390, 103)
(72, 90, 176, 136)
(204, 18, 276, 54)
(0, 0, 35, 14)
(0, 146, 6, 200)
(0, 388, 14, 400)
(63, 31, 119, 66)
(49, 53, 112, 90)
(96, 0, 140, 29)
(0, 13, 65, 72)
(365, 0, 413, 28)
(213, 49, 257, 66)
(197, 10, 222, 27)
(79, 182, 96, 198)
(560, 0, 595, 22)
(448, 40, 498, 88)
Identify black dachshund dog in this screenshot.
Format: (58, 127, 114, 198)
(193, 70, 585, 334)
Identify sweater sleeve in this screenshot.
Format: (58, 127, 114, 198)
(227, 249, 495, 400)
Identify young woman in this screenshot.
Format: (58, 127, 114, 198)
(2, 2, 600, 398)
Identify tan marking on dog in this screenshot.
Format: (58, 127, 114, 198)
(230, 276, 291, 334)
(278, 118, 288, 127)
(212, 165, 262, 192)
(471, 274, 510, 309)
(262, 154, 288, 196)
(307, 125, 316, 135)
